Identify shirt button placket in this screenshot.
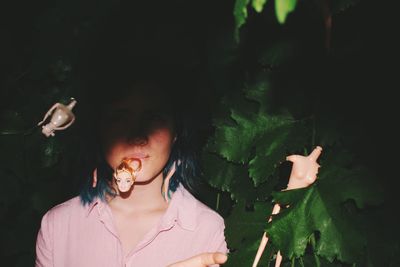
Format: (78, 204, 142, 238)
(125, 254, 134, 267)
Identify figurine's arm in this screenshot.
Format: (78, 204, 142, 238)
(37, 103, 60, 126)
(252, 203, 281, 267)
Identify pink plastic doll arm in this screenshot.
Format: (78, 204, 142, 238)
(37, 103, 60, 126)
(252, 203, 281, 267)
(252, 146, 322, 267)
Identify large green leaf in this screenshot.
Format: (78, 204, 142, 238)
(275, 0, 297, 24)
(233, 0, 251, 41)
(252, 0, 268, 13)
(202, 152, 254, 202)
(211, 108, 292, 164)
(248, 120, 309, 186)
(203, 151, 279, 202)
(206, 78, 309, 186)
(265, 149, 384, 263)
(224, 200, 273, 266)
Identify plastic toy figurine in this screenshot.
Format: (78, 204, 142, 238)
(252, 146, 323, 267)
(37, 98, 77, 137)
(114, 158, 142, 193)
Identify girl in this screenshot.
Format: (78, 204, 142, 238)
(35, 73, 228, 266)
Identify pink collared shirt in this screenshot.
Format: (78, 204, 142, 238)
(35, 185, 228, 267)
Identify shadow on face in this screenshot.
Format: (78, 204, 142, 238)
(98, 82, 175, 149)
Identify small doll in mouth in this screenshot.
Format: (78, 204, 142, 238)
(114, 158, 142, 193)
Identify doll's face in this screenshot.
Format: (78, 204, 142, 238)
(114, 170, 134, 192)
(99, 84, 175, 184)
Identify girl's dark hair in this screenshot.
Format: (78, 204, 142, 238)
(77, 64, 202, 205)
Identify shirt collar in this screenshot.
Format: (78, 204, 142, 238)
(160, 184, 198, 231)
(86, 198, 105, 217)
(85, 185, 198, 231)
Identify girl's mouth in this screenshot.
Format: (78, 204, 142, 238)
(125, 152, 149, 159)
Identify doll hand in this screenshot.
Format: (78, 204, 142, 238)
(286, 146, 322, 190)
(167, 252, 228, 267)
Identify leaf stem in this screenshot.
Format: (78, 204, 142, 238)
(216, 192, 220, 211)
(312, 115, 316, 148)
(299, 256, 305, 267)
(310, 233, 321, 267)
(0, 125, 38, 136)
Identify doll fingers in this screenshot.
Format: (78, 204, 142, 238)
(308, 146, 322, 161)
(286, 155, 299, 162)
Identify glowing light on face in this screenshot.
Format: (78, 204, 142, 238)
(114, 158, 142, 192)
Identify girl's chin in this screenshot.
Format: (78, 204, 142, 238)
(134, 172, 163, 184)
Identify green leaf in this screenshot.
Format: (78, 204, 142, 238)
(252, 0, 268, 13)
(243, 76, 273, 113)
(224, 200, 273, 266)
(234, 0, 251, 41)
(319, 168, 384, 210)
(207, 78, 309, 186)
(265, 149, 384, 263)
(248, 119, 309, 186)
(268, 185, 366, 262)
(202, 150, 280, 204)
(275, 0, 297, 24)
(202, 152, 255, 202)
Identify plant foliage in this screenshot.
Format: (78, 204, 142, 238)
(0, 1, 397, 266)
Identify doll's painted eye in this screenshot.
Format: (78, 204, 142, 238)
(116, 179, 121, 183)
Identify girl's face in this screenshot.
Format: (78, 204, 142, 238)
(99, 86, 175, 183)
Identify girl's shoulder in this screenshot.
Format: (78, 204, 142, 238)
(171, 186, 228, 254)
(172, 185, 225, 231)
(40, 196, 91, 223)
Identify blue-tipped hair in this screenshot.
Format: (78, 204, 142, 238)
(79, 114, 200, 205)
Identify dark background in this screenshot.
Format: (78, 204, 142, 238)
(1, 0, 398, 266)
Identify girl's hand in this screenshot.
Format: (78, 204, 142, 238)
(168, 252, 228, 267)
